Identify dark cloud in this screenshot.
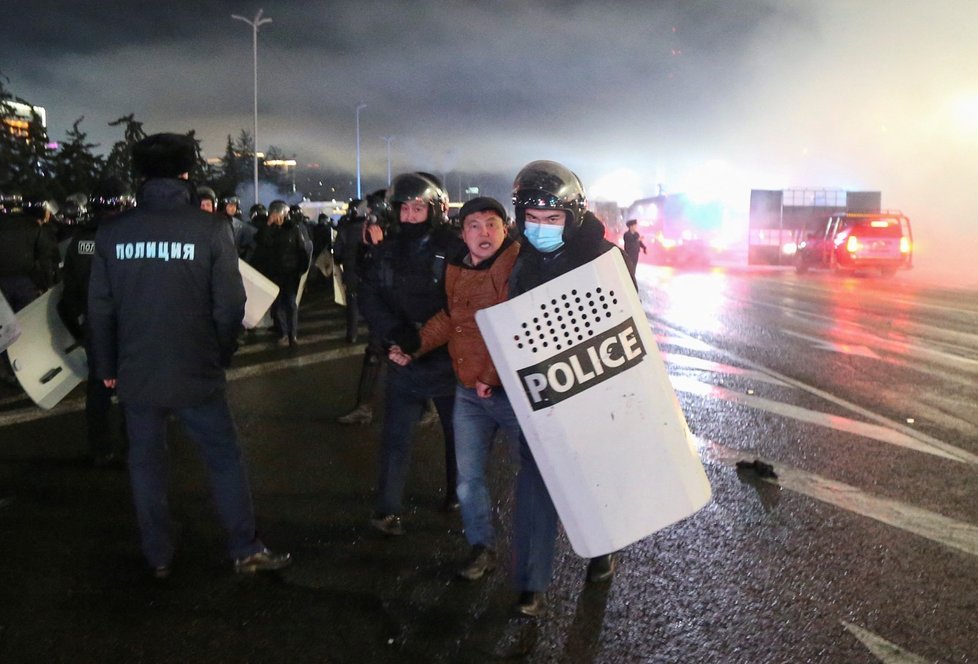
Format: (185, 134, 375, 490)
(3, 1, 977, 285)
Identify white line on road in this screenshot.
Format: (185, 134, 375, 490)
(707, 442, 978, 558)
(662, 353, 788, 387)
(674, 375, 978, 464)
(841, 621, 929, 664)
(652, 320, 978, 465)
(780, 328, 881, 359)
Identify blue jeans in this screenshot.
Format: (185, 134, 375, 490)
(453, 385, 521, 548)
(375, 361, 457, 516)
(124, 394, 264, 568)
(271, 284, 298, 340)
(514, 435, 560, 592)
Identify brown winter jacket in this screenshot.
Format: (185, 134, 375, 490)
(415, 239, 520, 388)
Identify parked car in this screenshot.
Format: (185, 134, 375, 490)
(794, 211, 913, 276)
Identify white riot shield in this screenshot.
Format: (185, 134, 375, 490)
(295, 269, 309, 307)
(239, 259, 279, 329)
(476, 250, 711, 557)
(332, 262, 347, 307)
(0, 291, 21, 353)
(7, 285, 87, 410)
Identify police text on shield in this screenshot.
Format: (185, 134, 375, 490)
(517, 318, 646, 411)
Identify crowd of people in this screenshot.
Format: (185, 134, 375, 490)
(0, 132, 648, 618)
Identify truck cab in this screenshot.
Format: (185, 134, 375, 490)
(795, 211, 913, 276)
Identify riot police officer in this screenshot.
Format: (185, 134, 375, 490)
(59, 177, 131, 466)
(508, 160, 620, 617)
(359, 172, 465, 534)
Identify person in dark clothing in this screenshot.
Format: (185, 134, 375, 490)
(507, 160, 621, 618)
(0, 198, 61, 387)
(58, 178, 131, 467)
(217, 194, 256, 260)
(87, 132, 290, 579)
(621, 218, 647, 286)
(335, 193, 389, 425)
(250, 199, 310, 347)
(0, 199, 60, 311)
(358, 172, 465, 534)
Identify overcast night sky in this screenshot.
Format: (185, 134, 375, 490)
(2, 1, 977, 285)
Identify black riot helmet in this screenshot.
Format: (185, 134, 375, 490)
(363, 188, 390, 228)
(268, 199, 290, 219)
(197, 186, 217, 204)
(512, 160, 588, 241)
(249, 203, 267, 220)
(219, 193, 240, 208)
(387, 172, 449, 227)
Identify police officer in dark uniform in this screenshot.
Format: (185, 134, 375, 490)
(58, 177, 132, 466)
(336, 192, 389, 424)
(0, 197, 60, 311)
(359, 172, 465, 534)
(507, 160, 621, 617)
(87, 133, 290, 578)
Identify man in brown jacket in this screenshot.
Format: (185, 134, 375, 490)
(388, 197, 520, 581)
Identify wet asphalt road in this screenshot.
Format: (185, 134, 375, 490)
(1, 267, 977, 663)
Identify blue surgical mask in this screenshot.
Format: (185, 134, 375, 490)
(523, 221, 564, 252)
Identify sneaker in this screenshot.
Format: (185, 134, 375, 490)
(370, 513, 404, 536)
(585, 553, 617, 583)
(456, 544, 496, 581)
(276, 336, 290, 348)
(152, 564, 172, 580)
(515, 591, 546, 618)
(337, 404, 372, 425)
(233, 547, 292, 574)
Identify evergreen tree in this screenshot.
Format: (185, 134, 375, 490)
(211, 134, 242, 197)
(50, 117, 104, 200)
(102, 114, 146, 192)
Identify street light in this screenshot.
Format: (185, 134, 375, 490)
(355, 102, 367, 198)
(232, 9, 272, 210)
(381, 135, 395, 186)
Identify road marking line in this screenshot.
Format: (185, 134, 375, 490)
(780, 328, 881, 359)
(662, 353, 789, 386)
(0, 345, 365, 428)
(673, 375, 978, 464)
(841, 622, 929, 664)
(652, 319, 976, 464)
(707, 442, 978, 558)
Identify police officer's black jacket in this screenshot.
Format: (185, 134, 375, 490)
(88, 178, 246, 409)
(332, 216, 365, 290)
(0, 212, 60, 289)
(358, 223, 464, 368)
(250, 219, 309, 289)
(509, 211, 617, 297)
(58, 222, 99, 340)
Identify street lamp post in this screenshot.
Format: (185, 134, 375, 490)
(232, 9, 272, 210)
(381, 135, 394, 186)
(355, 102, 367, 198)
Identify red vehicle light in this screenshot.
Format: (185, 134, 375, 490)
(900, 236, 911, 254)
(846, 235, 861, 253)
